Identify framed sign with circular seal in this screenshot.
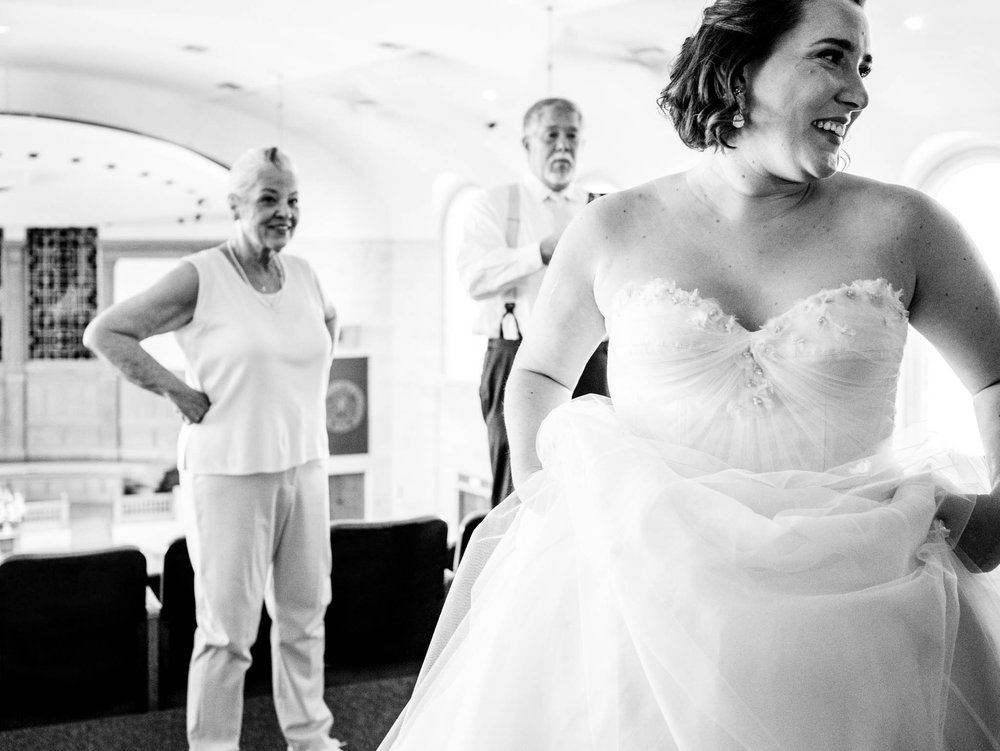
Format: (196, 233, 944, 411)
(326, 357, 368, 455)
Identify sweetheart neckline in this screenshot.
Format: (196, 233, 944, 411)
(612, 277, 906, 334)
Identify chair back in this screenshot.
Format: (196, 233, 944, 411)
(158, 536, 196, 707)
(326, 515, 448, 668)
(0, 546, 148, 729)
(454, 509, 489, 569)
(158, 536, 273, 708)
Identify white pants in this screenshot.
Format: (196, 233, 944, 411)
(182, 459, 337, 751)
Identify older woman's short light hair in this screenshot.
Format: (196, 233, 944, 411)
(227, 146, 296, 200)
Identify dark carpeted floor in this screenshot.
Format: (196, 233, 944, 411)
(0, 675, 416, 751)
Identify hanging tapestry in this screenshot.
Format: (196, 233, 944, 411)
(26, 227, 98, 360)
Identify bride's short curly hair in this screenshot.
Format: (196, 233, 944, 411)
(659, 0, 864, 151)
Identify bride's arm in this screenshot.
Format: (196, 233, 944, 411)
(906, 189, 1000, 571)
(505, 200, 609, 490)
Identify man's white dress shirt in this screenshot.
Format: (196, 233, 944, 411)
(457, 172, 588, 338)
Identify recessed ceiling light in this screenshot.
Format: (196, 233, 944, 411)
(482, 89, 498, 102)
(903, 16, 925, 30)
(0, 26, 10, 35)
(217, 82, 243, 91)
(182, 44, 208, 53)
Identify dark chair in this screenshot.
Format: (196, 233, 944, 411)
(0, 547, 150, 730)
(325, 516, 449, 671)
(454, 509, 489, 570)
(158, 537, 272, 708)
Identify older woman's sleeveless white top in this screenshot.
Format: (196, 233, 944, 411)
(173, 247, 332, 475)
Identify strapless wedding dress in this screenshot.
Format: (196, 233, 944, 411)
(380, 278, 1000, 750)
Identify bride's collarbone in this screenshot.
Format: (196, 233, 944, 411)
(664, 218, 874, 272)
(634, 238, 846, 284)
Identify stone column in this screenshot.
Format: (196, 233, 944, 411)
(2, 237, 27, 460)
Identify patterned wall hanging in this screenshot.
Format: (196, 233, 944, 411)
(26, 227, 98, 360)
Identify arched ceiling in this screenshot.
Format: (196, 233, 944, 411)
(0, 0, 996, 239)
(0, 114, 230, 236)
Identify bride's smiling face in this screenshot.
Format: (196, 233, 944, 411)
(738, 0, 871, 183)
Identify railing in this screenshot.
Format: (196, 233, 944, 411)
(114, 492, 176, 522)
(23, 497, 71, 528)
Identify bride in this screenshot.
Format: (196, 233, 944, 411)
(381, 0, 1000, 747)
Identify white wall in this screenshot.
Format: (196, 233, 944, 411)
(292, 234, 488, 528)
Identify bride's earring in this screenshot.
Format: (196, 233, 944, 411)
(733, 85, 747, 129)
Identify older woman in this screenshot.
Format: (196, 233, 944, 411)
(380, 0, 1000, 748)
(84, 147, 342, 751)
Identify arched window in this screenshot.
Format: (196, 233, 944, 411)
(440, 180, 486, 381)
(897, 146, 1000, 453)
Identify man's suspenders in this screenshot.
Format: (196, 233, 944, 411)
(499, 184, 523, 340)
(506, 183, 520, 247)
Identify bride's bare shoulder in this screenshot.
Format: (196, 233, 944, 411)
(828, 173, 938, 219)
(579, 174, 686, 239)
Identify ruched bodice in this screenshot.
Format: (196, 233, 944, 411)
(607, 278, 908, 472)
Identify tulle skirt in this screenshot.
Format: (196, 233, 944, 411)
(380, 396, 1000, 750)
